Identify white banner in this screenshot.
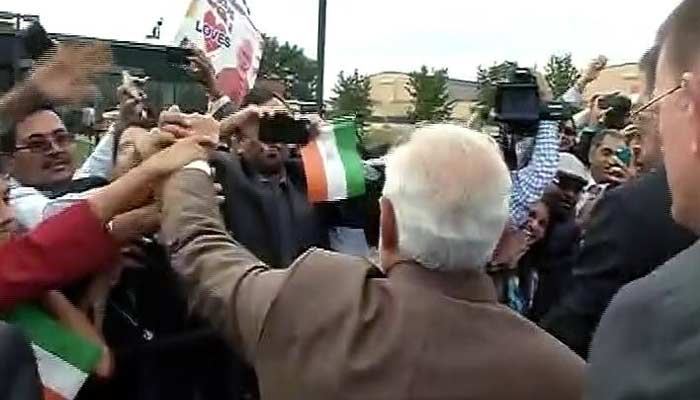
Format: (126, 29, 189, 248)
(174, 0, 263, 105)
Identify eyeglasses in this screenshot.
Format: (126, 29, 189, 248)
(632, 83, 683, 118)
(15, 131, 76, 154)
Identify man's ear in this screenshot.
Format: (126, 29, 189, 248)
(379, 197, 398, 252)
(683, 72, 700, 156)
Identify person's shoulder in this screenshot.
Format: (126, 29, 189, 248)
(280, 248, 386, 301)
(647, 240, 700, 290)
(606, 168, 666, 203)
(601, 241, 700, 328)
(291, 248, 381, 278)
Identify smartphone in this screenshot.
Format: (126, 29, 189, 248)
(20, 22, 55, 59)
(615, 146, 632, 167)
(259, 114, 311, 144)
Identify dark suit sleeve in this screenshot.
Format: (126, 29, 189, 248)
(161, 169, 290, 363)
(541, 188, 640, 357)
(584, 278, 655, 400)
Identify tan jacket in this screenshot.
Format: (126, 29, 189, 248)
(162, 169, 585, 400)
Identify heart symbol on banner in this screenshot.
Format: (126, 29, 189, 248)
(203, 10, 225, 53)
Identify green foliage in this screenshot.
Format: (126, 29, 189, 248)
(259, 35, 318, 101)
(545, 53, 581, 99)
(329, 70, 372, 122)
(475, 61, 518, 121)
(406, 66, 455, 122)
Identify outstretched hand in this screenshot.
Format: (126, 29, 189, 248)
(159, 109, 221, 143)
(140, 134, 214, 177)
(31, 41, 112, 104)
(581, 55, 608, 85)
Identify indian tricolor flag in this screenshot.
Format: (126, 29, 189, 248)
(3, 304, 102, 400)
(301, 118, 366, 203)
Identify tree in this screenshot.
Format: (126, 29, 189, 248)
(328, 70, 372, 122)
(475, 61, 518, 121)
(544, 53, 580, 99)
(406, 66, 454, 122)
(259, 35, 318, 101)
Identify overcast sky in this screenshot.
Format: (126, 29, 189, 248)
(2, 0, 683, 98)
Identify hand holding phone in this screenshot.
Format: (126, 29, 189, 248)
(259, 114, 311, 144)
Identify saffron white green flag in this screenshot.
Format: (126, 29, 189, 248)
(301, 118, 366, 203)
(3, 304, 102, 400)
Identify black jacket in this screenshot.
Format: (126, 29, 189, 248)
(79, 240, 251, 400)
(212, 151, 327, 268)
(0, 322, 41, 400)
(541, 167, 697, 358)
(528, 218, 581, 322)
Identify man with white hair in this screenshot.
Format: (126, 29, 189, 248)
(160, 117, 584, 399)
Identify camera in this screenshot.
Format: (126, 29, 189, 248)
(258, 114, 312, 145)
(494, 68, 571, 135)
(597, 93, 632, 129)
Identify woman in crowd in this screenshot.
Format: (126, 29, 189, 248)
(489, 195, 557, 314)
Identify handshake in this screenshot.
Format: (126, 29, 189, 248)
(135, 104, 297, 177)
(133, 109, 219, 178)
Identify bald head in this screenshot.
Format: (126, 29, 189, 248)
(381, 124, 511, 271)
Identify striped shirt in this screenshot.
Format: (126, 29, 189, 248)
(509, 121, 560, 228)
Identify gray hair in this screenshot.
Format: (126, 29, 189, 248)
(382, 124, 511, 271)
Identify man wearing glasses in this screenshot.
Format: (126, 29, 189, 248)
(585, 0, 700, 398)
(1, 105, 115, 230)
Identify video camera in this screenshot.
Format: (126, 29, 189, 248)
(597, 93, 632, 129)
(494, 68, 571, 136)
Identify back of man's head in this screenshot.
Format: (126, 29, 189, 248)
(382, 124, 511, 271)
(657, 0, 700, 76)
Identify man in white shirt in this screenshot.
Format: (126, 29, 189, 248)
(4, 106, 114, 229)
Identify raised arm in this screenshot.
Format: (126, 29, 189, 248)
(509, 120, 559, 227)
(0, 200, 119, 310)
(161, 167, 288, 363)
(0, 135, 209, 310)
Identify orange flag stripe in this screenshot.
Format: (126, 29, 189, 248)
(301, 140, 328, 202)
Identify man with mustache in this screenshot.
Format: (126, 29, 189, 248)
(0, 42, 121, 231)
(576, 129, 632, 228)
(212, 87, 329, 268)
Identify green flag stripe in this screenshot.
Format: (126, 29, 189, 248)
(333, 120, 366, 198)
(3, 304, 102, 373)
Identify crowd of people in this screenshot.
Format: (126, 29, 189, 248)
(3, 1, 700, 399)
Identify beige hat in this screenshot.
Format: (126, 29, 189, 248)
(558, 152, 590, 183)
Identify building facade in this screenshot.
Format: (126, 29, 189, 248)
(368, 71, 478, 122)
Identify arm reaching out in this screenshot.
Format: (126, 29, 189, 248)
(0, 134, 210, 310)
(509, 121, 560, 228)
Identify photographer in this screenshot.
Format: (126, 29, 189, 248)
(501, 71, 561, 230)
(574, 93, 632, 166)
(209, 87, 328, 268)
